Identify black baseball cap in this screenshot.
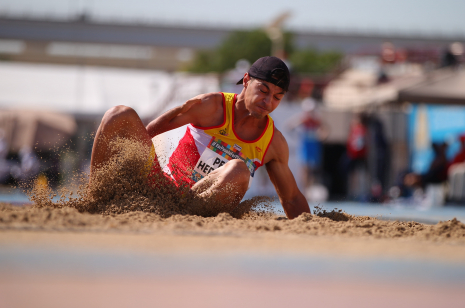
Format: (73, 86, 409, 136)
(236, 56, 290, 91)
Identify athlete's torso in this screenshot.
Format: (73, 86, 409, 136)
(166, 92, 275, 187)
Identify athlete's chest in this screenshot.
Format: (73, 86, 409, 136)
(233, 119, 268, 141)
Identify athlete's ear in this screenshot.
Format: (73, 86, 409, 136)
(243, 73, 251, 88)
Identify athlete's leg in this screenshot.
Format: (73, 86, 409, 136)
(90, 105, 153, 175)
(191, 159, 250, 209)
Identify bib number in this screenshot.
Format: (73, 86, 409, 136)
(192, 149, 229, 182)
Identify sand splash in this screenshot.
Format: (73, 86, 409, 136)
(26, 138, 271, 219)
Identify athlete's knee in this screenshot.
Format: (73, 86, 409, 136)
(225, 159, 249, 183)
(102, 105, 139, 126)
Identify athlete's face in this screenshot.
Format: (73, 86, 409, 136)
(243, 74, 285, 119)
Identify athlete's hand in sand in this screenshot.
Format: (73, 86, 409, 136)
(264, 129, 311, 219)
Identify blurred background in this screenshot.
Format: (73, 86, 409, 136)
(0, 0, 465, 212)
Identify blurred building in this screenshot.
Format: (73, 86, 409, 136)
(0, 15, 231, 71)
(0, 15, 464, 71)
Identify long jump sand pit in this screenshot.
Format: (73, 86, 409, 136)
(1, 201, 465, 265)
(1, 202, 465, 245)
(1, 202, 465, 307)
(1, 139, 465, 307)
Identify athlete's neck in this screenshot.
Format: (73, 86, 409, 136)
(233, 95, 268, 141)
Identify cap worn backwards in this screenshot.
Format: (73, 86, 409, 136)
(236, 56, 290, 92)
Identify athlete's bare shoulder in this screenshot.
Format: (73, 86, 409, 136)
(196, 92, 223, 106)
(187, 92, 224, 127)
(264, 127, 289, 165)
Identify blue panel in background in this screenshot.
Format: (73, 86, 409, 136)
(409, 104, 465, 174)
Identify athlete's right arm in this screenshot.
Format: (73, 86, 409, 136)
(146, 92, 223, 138)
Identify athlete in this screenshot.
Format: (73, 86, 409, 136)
(90, 56, 311, 219)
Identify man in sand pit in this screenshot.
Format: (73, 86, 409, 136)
(90, 56, 311, 219)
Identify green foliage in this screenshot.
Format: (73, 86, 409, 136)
(290, 49, 343, 75)
(215, 30, 269, 72)
(187, 29, 341, 75)
(188, 29, 293, 73)
(188, 50, 217, 73)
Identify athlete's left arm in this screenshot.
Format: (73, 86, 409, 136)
(265, 130, 311, 219)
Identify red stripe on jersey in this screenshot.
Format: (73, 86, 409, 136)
(167, 127, 200, 187)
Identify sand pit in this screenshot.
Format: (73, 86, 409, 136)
(1, 202, 465, 243)
(1, 137, 465, 262)
(2, 137, 465, 308)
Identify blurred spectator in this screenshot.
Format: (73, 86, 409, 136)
(449, 134, 465, 169)
(402, 142, 449, 207)
(287, 98, 329, 194)
(297, 78, 314, 100)
(341, 113, 369, 200)
(448, 134, 465, 203)
(404, 142, 449, 188)
(10, 146, 41, 183)
(377, 69, 389, 84)
(441, 48, 459, 68)
(366, 115, 389, 201)
(347, 113, 368, 164)
(0, 129, 11, 183)
(381, 42, 396, 64)
(441, 42, 463, 68)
